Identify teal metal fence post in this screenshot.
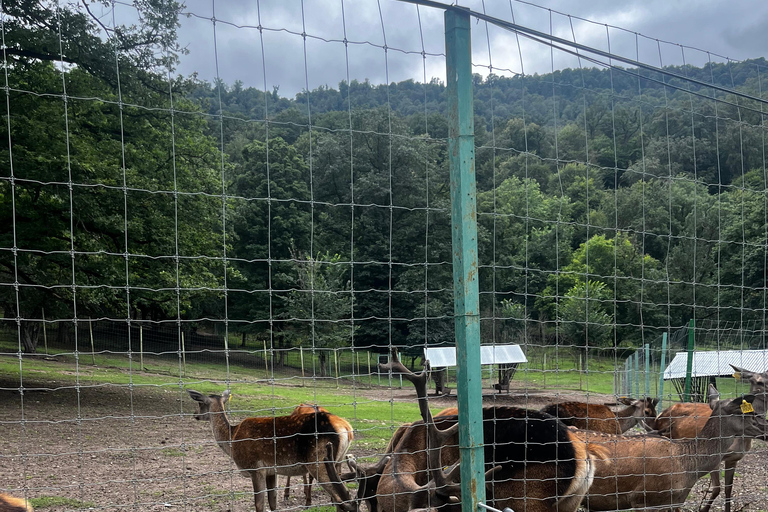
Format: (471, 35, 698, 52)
(634, 351, 640, 398)
(445, 8, 485, 512)
(658, 332, 668, 409)
(644, 343, 650, 397)
(684, 319, 695, 402)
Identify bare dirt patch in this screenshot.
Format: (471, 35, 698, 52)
(2, 375, 767, 512)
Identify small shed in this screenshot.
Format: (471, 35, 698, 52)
(424, 345, 527, 394)
(663, 349, 768, 402)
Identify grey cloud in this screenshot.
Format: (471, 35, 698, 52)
(174, 0, 764, 98)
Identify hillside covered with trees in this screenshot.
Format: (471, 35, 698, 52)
(3, 1, 767, 365)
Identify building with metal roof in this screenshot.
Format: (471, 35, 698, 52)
(424, 344, 528, 368)
(662, 349, 768, 401)
(423, 345, 528, 394)
(663, 350, 768, 380)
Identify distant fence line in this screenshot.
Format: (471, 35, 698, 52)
(617, 319, 768, 402)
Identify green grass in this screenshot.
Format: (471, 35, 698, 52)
(160, 447, 187, 457)
(1, 339, 655, 451)
(29, 496, 96, 509)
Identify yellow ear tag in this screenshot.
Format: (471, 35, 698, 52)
(741, 400, 754, 414)
(733, 372, 742, 380)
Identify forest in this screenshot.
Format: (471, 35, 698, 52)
(3, 1, 768, 360)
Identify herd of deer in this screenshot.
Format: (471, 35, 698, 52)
(184, 351, 768, 512)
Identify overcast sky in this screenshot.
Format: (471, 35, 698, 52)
(172, 0, 768, 98)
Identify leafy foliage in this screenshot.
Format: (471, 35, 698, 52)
(4, 2, 767, 353)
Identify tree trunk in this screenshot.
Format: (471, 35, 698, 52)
(57, 323, 72, 348)
(21, 320, 40, 353)
(319, 351, 328, 377)
(432, 368, 447, 395)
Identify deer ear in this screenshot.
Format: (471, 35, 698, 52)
(222, 390, 231, 403)
(187, 389, 205, 402)
(730, 365, 754, 381)
(707, 384, 721, 407)
(651, 398, 660, 406)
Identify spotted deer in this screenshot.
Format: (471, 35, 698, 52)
(322, 349, 608, 512)
(186, 390, 353, 512)
(574, 384, 768, 512)
(283, 403, 354, 506)
(652, 365, 768, 512)
(540, 397, 659, 434)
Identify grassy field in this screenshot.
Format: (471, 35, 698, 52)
(0, 337, 622, 449)
(1, 335, 754, 453)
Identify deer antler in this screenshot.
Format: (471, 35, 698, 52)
(324, 443, 357, 512)
(380, 348, 462, 508)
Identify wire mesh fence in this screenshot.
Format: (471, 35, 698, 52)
(3, 1, 768, 511)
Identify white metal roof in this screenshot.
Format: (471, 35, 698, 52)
(663, 350, 768, 380)
(424, 345, 527, 368)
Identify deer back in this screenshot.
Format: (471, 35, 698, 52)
(654, 402, 712, 438)
(228, 411, 342, 470)
(291, 403, 354, 443)
(540, 402, 619, 433)
(542, 398, 657, 434)
(377, 406, 585, 512)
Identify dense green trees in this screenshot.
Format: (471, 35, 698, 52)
(2, 1, 222, 351)
(4, 2, 767, 354)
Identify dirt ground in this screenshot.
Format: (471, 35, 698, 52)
(2, 376, 767, 512)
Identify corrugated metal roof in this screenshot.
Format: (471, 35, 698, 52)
(663, 350, 768, 380)
(424, 345, 528, 368)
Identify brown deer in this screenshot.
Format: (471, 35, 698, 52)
(574, 384, 768, 512)
(322, 349, 608, 512)
(186, 390, 352, 512)
(540, 397, 659, 434)
(283, 403, 354, 506)
(0, 494, 33, 512)
(652, 365, 768, 512)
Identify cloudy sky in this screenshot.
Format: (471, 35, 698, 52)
(172, 0, 768, 98)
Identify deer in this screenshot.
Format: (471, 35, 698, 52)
(186, 390, 353, 512)
(573, 383, 768, 512)
(651, 365, 768, 512)
(540, 397, 659, 434)
(321, 349, 608, 512)
(0, 494, 33, 512)
(283, 403, 354, 506)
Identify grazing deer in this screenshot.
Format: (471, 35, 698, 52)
(283, 403, 354, 506)
(652, 365, 768, 512)
(0, 494, 33, 512)
(186, 390, 352, 512)
(323, 350, 608, 512)
(540, 397, 659, 434)
(574, 384, 768, 512)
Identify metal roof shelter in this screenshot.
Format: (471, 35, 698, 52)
(424, 344, 527, 368)
(662, 349, 768, 401)
(663, 350, 768, 380)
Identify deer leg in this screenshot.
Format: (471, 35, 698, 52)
(304, 473, 313, 506)
(699, 469, 721, 512)
(250, 471, 267, 512)
(284, 476, 291, 501)
(266, 473, 277, 511)
(722, 461, 738, 512)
